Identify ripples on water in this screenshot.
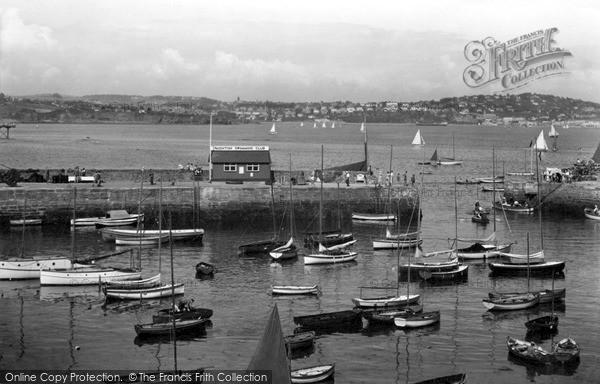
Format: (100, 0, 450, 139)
(2, 124, 600, 383)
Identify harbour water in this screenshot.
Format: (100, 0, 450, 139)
(1, 123, 600, 383)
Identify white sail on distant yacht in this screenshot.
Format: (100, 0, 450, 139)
(331, 121, 335, 128)
(322, 121, 326, 128)
(534, 130, 548, 152)
(412, 129, 425, 146)
(360, 122, 365, 132)
(548, 124, 558, 138)
(269, 123, 277, 135)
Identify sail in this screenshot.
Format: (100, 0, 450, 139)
(246, 304, 291, 383)
(360, 122, 365, 132)
(331, 122, 335, 129)
(412, 130, 425, 145)
(322, 122, 326, 128)
(318, 240, 357, 252)
(313, 122, 317, 129)
(430, 149, 439, 163)
(456, 232, 496, 243)
(548, 124, 558, 138)
(534, 130, 548, 152)
(269, 124, 277, 135)
(300, 122, 304, 127)
(272, 237, 294, 252)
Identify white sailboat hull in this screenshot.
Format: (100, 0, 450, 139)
(101, 228, 204, 241)
(372, 238, 422, 250)
(304, 252, 357, 265)
(40, 268, 142, 286)
(104, 282, 184, 300)
(351, 294, 420, 308)
(0, 257, 74, 280)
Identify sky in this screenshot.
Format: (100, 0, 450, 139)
(1, 0, 600, 103)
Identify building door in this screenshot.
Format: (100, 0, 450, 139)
(238, 166, 244, 175)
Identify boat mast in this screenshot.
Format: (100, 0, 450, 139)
(386, 145, 393, 226)
(319, 145, 323, 237)
(158, 176, 163, 274)
(20, 192, 27, 257)
(535, 143, 543, 249)
(169, 212, 178, 371)
(71, 188, 76, 262)
(208, 113, 213, 182)
(270, 181, 277, 240)
(289, 154, 294, 240)
(526, 232, 530, 293)
(363, 116, 368, 172)
(492, 148, 497, 240)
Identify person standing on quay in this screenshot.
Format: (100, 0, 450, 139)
(411, 174, 415, 186)
(404, 171, 408, 186)
(345, 171, 350, 187)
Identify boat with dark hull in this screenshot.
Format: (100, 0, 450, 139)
(507, 336, 554, 364)
(413, 373, 467, 384)
(293, 309, 362, 329)
(134, 318, 209, 337)
(152, 307, 213, 323)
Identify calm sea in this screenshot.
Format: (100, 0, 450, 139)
(1, 123, 600, 383)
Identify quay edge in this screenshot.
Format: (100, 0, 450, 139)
(0, 182, 420, 228)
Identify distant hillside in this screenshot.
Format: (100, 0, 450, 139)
(1, 92, 599, 125)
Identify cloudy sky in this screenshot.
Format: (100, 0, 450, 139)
(1, 0, 599, 102)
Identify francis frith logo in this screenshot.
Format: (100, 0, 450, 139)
(463, 27, 572, 91)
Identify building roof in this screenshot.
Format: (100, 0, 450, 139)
(211, 149, 271, 164)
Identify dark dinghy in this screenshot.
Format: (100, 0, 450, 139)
(152, 307, 213, 323)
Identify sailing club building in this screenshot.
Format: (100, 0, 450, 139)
(209, 145, 272, 182)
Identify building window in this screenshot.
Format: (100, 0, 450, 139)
(246, 164, 260, 172)
(223, 164, 237, 172)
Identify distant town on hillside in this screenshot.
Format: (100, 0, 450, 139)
(1, 92, 600, 128)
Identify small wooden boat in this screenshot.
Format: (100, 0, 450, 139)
(493, 201, 533, 213)
(9, 218, 42, 226)
(70, 216, 104, 227)
(115, 235, 168, 246)
(134, 318, 208, 337)
(489, 288, 566, 304)
(293, 309, 362, 328)
(399, 253, 459, 274)
(394, 310, 440, 328)
(418, 264, 468, 281)
(507, 336, 553, 364)
(351, 294, 420, 309)
(285, 331, 316, 351)
(552, 338, 580, 363)
(361, 305, 423, 324)
(525, 315, 559, 332)
(272, 285, 319, 295)
(95, 210, 144, 228)
(238, 238, 287, 254)
(195, 262, 215, 275)
(373, 228, 420, 250)
(584, 207, 600, 220)
(152, 307, 213, 323)
(290, 364, 335, 384)
(482, 292, 539, 311)
(488, 260, 565, 275)
(413, 373, 467, 384)
(351, 212, 396, 222)
(103, 273, 162, 289)
(104, 282, 185, 300)
(102, 228, 204, 242)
